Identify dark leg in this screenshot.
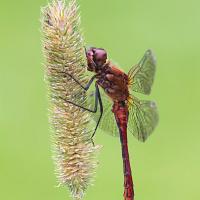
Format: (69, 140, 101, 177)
(61, 72, 97, 113)
(62, 70, 103, 138)
(60, 82, 98, 113)
(90, 83, 103, 139)
(65, 72, 96, 91)
(61, 83, 103, 139)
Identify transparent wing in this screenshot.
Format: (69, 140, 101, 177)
(88, 88, 119, 137)
(128, 49, 156, 95)
(128, 97, 159, 142)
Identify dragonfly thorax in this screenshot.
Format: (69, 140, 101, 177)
(96, 65, 130, 102)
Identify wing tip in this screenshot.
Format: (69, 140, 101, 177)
(146, 49, 157, 66)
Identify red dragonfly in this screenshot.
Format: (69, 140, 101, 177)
(63, 47, 158, 200)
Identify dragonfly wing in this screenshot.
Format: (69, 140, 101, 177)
(128, 49, 156, 95)
(88, 88, 119, 137)
(128, 97, 159, 142)
(55, 73, 119, 137)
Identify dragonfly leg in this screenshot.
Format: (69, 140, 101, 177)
(60, 82, 99, 113)
(65, 72, 96, 91)
(90, 83, 103, 139)
(61, 83, 103, 140)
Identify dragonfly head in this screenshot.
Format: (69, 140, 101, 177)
(86, 47, 107, 72)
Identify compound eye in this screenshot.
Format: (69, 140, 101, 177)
(96, 58, 102, 62)
(101, 52, 107, 59)
(86, 49, 94, 57)
(95, 49, 107, 60)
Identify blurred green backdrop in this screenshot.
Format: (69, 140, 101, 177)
(0, 0, 200, 200)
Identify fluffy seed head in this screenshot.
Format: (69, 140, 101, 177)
(41, 0, 101, 199)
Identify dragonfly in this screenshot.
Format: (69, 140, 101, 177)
(62, 47, 159, 200)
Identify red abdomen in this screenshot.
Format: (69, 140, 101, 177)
(112, 102, 134, 200)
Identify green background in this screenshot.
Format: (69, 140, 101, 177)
(0, 0, 199, 200)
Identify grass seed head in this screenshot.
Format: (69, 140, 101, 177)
(41, 0, 101, 199)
